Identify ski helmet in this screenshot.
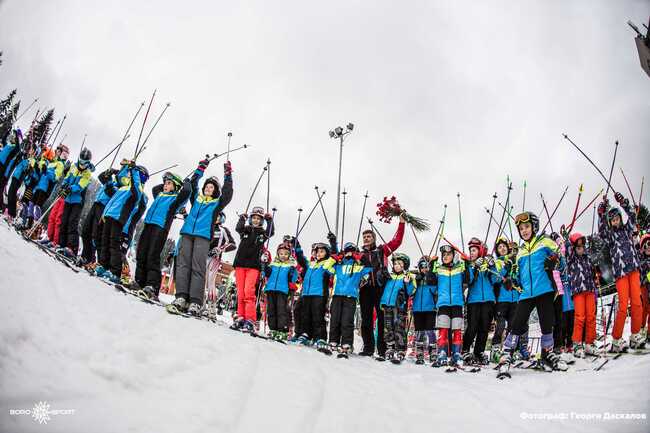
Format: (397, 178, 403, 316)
(514, 211, 539, 235)
(202, 176, 221, 198)
(468, 237, 486, 257)
(277, 242, 291, 254)
(13, 128, 23, 143)
(494, 236, 509, 253)
(417, 256, 430, 269)
(343, 242, 359, 253)
(78, 148, 92, 168)
(163, 171, 183, 191)
(135, 165, 149, 184)
(250, 206, 265, 219)
(42, 147, 55, 161)
(312, 242, 331, 257)
(569, 232, 586, 246)
(391, 252, 410, 270)
(607, 207, 622, 223)
(640, 233, 650, 250)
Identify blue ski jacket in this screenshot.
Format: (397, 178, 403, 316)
(467, 260, 499, 303)
(144, 179, 192, 231)
(331, 257, 372, 298)
(102, 167, 144, 225)
(263, 260, 299, 294)
(34, 158, 65, 193)
(412, 271, 437, 312)
(495, 256, 519, 303)
(295, 247, 336, 297)
(60, 163, 93, 204)
(380, 272, 416, 308)
(180, 170, 233, 240)
(433, 261, 468, 308)
(513, 235, 560, 301)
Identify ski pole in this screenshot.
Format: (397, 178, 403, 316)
(428, 204, 447, 257)
(297, 190, 325, 236)
(341, 189, 347, 246)
(26, 197, 60, 239)
(639, 177, 644, 208)
(493, 178, 513, 248)
(367, 218, 387, 244)
(110, 101, 145, 169)
(496, 201, 516, 222)
(591, 205, 596, 238)
(264, 207, 277, 249)
(95, 134, 131, 168)
(293, 207, 303, 247)
(433, 204, 448, 254)
(45, 119, 61, 146)
(150, 164, 179, 177)
(442, 236, 470, 261)
(457, 192, 465, 253)
(14, 98, 38, 123)
(484, 192, 498, 245)
(356, 191, 369, 246)
(315, 185, 332, 233)
(50, 114, 67, 147)
(484, 207, 509, 241)
(567, 184, 584, 233)
(563, 134, 619, 195)
(539, 185, 569, 234)
(569, 188, 604, 225)
(619, 167, 638, 209)
(540, 193, 554, 233)
(266, 158, 271, 212)
(133, 89, 156, 159)
(605, 141, 619, 197)
(183, 145, 250, 179)
(244, 163, 268, 214)
(410, 223, 425, 257)
(522, 180, 527, 212)
(136, 102, 171, 159)
(226, 132, 232, 162)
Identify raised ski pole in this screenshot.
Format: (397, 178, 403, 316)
(493, 179, 513, 247)
(433, 204, 448, 254)
(639, 177, 644, 208)
(539, 185, 569, 234)
(45, 119, 61, 146)
(367, 218, 387, 244)
(133, 89, 156, 159)
(341, 189, 347, 246)
(26, 197, 60, 239)
(293, 207, 303, 247)
(563, 134, 619, 195)
(110, 101, 145, 169)
(410, 223, 425, 257)
(49, 114, 67, 146)
(567, 184, 584, 233)
(591, 205, 596, 238)
(484, 207, 509, 241)
(315, 186, 332, 233)
(264, 207, 277, 249)
(136, 102, 171, 159)
(604, 141, 619, 198)
(266, 158, 271, 212)
(569, 188, 604, 225)
(183, 145, 250, 179)
(95, 134, 131, 168)
(244, 163, 268, 214)
(496, 201, 516, 222)
(297, 190, 326, 236)
(15, 98, 38, 122)
(620, 167, 638, 209)
(428, 205, 446, 257)
(522, 180, 527, 212)
(356, 191, 369, 246)
(442, 236, 470, 261)
(457, 192, 465, 253)
(226, 132, 232, 162)
(484, 192, 498, 245)
(540, 193, 555, 233)
(150, 164, 179, 177)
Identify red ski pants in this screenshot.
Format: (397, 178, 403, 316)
(572, 292, 596, 344)
(235, 267, 260, 322)
(612, 270, 642, 339)
(47, 198, 65, 246)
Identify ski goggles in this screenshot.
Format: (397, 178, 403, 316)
(514, 212, 533, 226)
(439, 245, 454, 255)
(78, 158, 91, 168)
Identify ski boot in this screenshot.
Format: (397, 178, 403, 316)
(139, 286, 157, 301)
(166, 297, 189, 315)
(329, 342, 339, 354)
(559, 347, 575, 365)
(610, 338, 629, 353)
(428, 343, 437, 363)
(241, 320, 256, 334)
(461, 351, 475, 366)
(187, 303, 202, 317)
(474, 352, 489, 366)
(297, 333, 312, 346)
(229, 317, 245, 331)
(496, 350, 513, 379)
(276, 331, 288, 342)
(584, 343, 599, 357)
(415, 342, 425, 365)
(391, 350, 405, 365)
(38, 238, 53, 247)
(434, 349, 447, 368)
(57, 247, 75, 259)
(338, 344, 351, 359)
(573, 342, 585, 358)
(94, 265, 107, 277)
(314, 339, 328, 351)
(541, 348, 568, 371)
(103, 271, 121, 284)
(490, 346, 502, 364)
(517, 343, 531, 361)
(450, 344, 462, 367)
(630, 333, 646, 350)
(358, 348, 374, 357)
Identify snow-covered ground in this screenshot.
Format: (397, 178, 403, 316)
(0, 227, 648, 433)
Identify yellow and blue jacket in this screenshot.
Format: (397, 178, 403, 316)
(495, 256, 519, 303)
(102, 167, 144, 225)
(380, 272, 416, 308)
(180, 170, 233, 240)
(60, 163, 93, 204)
(467, 260, 500, 303)
(331, 257, 372, 298)
(295, 247, 336, 297)
(34, 158, 65, 193)
(144, 180, 192, 232)
(263, 260, 299, 295)
(433, 261, 468, 307)
(513, 235, 559, 301)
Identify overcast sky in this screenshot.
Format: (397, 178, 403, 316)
(1, 0, 649, 261)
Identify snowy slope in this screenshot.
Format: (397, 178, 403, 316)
(0, 227, 648, 433)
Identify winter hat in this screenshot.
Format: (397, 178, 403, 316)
(202, 176, 221, 198)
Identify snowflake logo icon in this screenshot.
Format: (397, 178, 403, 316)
(31, 401, 51, 424)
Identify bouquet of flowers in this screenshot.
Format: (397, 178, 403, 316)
(376, 196, 430, 232)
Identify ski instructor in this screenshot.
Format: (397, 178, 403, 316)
(358, 214, 405, 358)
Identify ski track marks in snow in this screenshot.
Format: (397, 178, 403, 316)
(0, 229, 648, 433)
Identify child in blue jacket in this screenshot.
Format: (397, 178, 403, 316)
(413, 256, 438, 365)
(168, 159, 233, 316)
(498, 211, 566, 373)
(262, 242, 299, 341)
(434, 244, 469, 367)
(327, 239, 372, 356)
(380, 252, 416, 363)
(134, 171, 191, 299)
(462, 237, 500, 365)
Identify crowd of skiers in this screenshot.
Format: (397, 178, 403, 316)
(1, 125, 649, 371)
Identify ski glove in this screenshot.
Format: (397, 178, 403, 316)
(197, 159, 209, 172)
(597, 201, 607, 216)
(614, 192, 625, 204)
(224, 161, 232, 176)
(543, 254, 559, 271)
(23, 187, 33, 202)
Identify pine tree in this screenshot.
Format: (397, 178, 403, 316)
(637, 204, 649, 232)
(0, 89, 17, 120)
(28, 109, 55, 148)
